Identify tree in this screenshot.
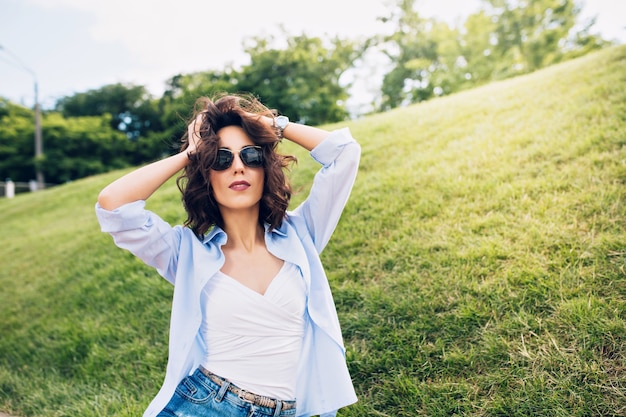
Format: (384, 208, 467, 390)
(158, 31, 365, 126)
(377, 0, 610, 112)
(0, 99, 38, 182)
(237, 31, 363, 125)
(158, 69, 237, 146)
(55, 83, 162, 140)
(460, 10, 499, 86)
(35, 113, 133, 184)
(478, 0, 606, 77)
(0, 100, 135, 184)
(377, 0, 443, 110)
(428, 21, 468, 97)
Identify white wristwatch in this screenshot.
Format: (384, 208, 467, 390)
(275, 115, 289, 139)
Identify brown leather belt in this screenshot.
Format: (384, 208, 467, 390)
(198, 366, 296, 411)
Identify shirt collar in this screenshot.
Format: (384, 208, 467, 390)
(202, 226, 226, 245)
(202, 221, 288, 244)
(266, 221, 288, 237)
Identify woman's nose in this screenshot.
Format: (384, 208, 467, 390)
(231, 153, 246, 170)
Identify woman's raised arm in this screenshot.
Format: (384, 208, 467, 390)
(280, 120, 329, 151)
(255, 114, 329, 151)
(97, 115, 202, 211)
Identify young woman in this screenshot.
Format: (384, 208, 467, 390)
(95, 93, 360, 417)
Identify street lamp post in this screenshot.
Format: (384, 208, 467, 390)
(0, 45, 45, 189)
(33, 79, 44, 189)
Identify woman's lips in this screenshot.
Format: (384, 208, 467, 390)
(229, 180, 250, 191)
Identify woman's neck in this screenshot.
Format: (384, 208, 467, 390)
(221, 209, 264, 252)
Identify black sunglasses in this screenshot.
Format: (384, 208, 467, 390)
(211, 145, 264, 171)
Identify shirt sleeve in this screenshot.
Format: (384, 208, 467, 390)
(95, 200, 181, 284)
(291, 127, 361, 254)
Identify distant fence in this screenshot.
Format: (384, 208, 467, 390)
(0, 180, 53, 198)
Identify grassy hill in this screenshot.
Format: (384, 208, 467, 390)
(1, 45, 625, 416)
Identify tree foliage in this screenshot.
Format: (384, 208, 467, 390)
(237, 31, 364, 125)
(379, 0, 440, 109)
(484, 0, 579, 75)
(0, 99, 134, 184)
(40, 113, 133, 183)
(0, 99, 37, 182)
(0, 5, 613, 186)
(377, 0, 609, 110)
(55, 83, 162, 140)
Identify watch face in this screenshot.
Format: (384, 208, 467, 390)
(276, 116, 289, 128)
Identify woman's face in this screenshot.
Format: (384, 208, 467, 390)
(209, 125, 265, 214)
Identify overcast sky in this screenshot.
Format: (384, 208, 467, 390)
(1, 0, 624, 110)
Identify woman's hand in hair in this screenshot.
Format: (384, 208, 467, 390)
(186, 113, 204, 156)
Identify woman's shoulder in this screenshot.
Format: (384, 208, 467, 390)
(277, 212, 310, 241)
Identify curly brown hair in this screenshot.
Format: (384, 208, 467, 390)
(176, 93, 296, 238)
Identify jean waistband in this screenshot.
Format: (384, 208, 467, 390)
(198, 366, 296, 411)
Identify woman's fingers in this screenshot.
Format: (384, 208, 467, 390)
(187, 113, 204, 152)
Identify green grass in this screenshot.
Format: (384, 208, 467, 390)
(1, 45, 626, 416)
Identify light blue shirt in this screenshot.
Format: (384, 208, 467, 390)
(95, 127, 360, 417)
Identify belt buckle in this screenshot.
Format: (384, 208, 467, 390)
(237, 389, 255, 404)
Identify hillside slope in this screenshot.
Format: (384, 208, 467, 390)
(1, 45, 625, 416)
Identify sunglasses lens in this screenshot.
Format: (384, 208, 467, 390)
(212, 149, 233, 170)
(240, 147, 263, 167)
(211, 146, 263, 170)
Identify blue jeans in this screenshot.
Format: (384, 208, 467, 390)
(157, 368, 297, 417)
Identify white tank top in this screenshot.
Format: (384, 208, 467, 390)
(200, 261, 306, 400)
